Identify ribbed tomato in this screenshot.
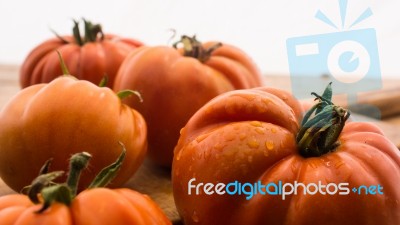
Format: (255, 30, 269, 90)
(172, 84, 400, 225)
(0, 75, 147, 192)
(0, 150, 171, 225)
(0, 189, 171, 225)
(114, 35, 263, 167)
(20, 19, 143, 88)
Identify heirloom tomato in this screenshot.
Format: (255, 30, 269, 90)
(114, 35, 263, 167)
(0, 150, 171, 225)
(0, 74, 147, 192)
(20, 19, 143, 88)
(172, 84, 400, 225)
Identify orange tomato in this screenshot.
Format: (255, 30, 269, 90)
(0, 76, 147, 192)
(172, 86, 400, 225)
(0, 188, 171, 225)
(114, 35, 263, 167)
(0, 145, 170, 225)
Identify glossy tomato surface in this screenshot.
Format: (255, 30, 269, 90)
(0, 76, 147, 192)
(172, 87, 400, 225)
(114, 40, 263, 167)
(20, 28, 143, 88)
(0, 188, 171, 225)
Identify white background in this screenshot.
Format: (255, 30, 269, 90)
(0, 0, 399, 78)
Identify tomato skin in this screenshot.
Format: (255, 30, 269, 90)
(20, 34, 143, 88)
(0, 76, 147, 192)
(172, 87, 400, 225)
(114, 42, 263, 167)
(0, 188, 171, 225)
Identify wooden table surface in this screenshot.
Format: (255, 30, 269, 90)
(1, 64, 400, 224)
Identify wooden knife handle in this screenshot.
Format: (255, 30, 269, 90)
(301, 87, 400, 119)
(337, 88, 400, 119)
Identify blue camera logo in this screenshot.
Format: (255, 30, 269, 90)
(286, 0, 382, 119)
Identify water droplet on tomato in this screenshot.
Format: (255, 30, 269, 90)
(255, 127, 265, 134)
(242, 94, 256, 102)
(271, 127, 277, 133)
(250, 121, 262, 127)
(214, 143, 224, 150)
(248, 155, 253, 163)
(192, 211, 200, 223)
(262, 98, 271, 105)
(279, 140, 285, 148)
(224, 133, 236, 141)
(176, 150, 182, 161)
(265, 141, 274, 150)
(233, 124, 241, 130)
(196, 133, 209, 143)
(247, 139, 259, 149)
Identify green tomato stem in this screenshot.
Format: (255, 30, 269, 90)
(117, 90, 143, 102)
(26, 171, 65, 204)
(66, 152, 92, 197)
(37, 184, 72, 213)
(25, 143, 127, 213)
(296, 82, 351, 157)
(72, 19, 84, 46)
(70, 18, 104, 46)
(98, 74, 109, 87)
(89, 142, 126, 188)
(52, 19, 104, 46)
(50, 28, 69, 44)
(172, 35, 222, 63)
(56, 51, 70, 75)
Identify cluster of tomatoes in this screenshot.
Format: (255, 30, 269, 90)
(0, 19, 399, 225)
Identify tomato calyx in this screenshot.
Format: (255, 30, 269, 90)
(72, 18, 104, 46)
(52, 18, 104, 46)
(297, 82, 351, 157)
(23, 142, 126, 213)
(117, 89, 143, 102)
(173, 35, 222, 63)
